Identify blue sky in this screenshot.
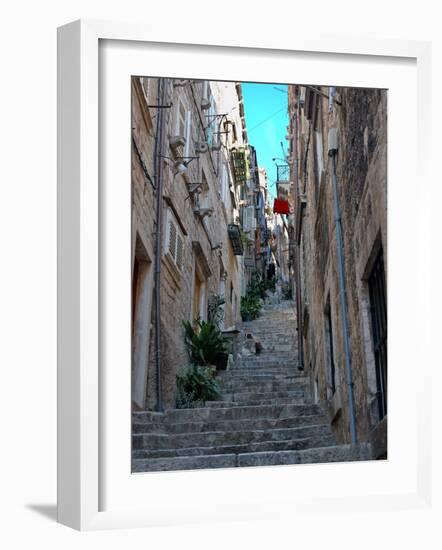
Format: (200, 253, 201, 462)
(241, 83, 289, 199)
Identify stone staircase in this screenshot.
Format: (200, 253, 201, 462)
(132, 297, 371, 472)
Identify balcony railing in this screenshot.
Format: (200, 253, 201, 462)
(227, 223, 244, 255)
(276, 164, 290, 183)
(230, 150, 248, 186)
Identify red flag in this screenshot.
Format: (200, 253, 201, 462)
(273, 198, 290, 215)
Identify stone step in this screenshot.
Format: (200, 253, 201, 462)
(218, 383, 309, 394)
(133, 434, 337, 459)
(133, 413, 327, 435)
(237, 443, 373, 467)
(252, 339, 297, 343)
(241, 327, 296, 333)
(132, 443, 372, 472)
(237, 357, 298, 364)
(132, 453, 237, 472)
(133, 403, 323, 424)
(237, 363, 298, 370)
(217, 384, 310, 401)
(245, 348, 297, 355)
(240, 353, 298, 361)
(219, 390, 305, 402)
(219, 396, 308, 406)
(217, 373, 307, 383)
(133, 424, 333, 451)
(249, 321, 296, 326)
(237, 362, 298, 369)
(218, 381, 307, 393)
(233, 366, 299, 374)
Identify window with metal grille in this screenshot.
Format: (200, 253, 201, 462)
(368, 248, 387, 420)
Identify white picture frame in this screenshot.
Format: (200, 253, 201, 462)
(57, 19, 433, 531)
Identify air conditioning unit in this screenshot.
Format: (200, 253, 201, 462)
(195, 141, 209, 154)
(173, 79, 188, 87)
(201, 97, 211, 110)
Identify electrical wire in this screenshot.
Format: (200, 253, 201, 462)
(247, 106, 287, 133)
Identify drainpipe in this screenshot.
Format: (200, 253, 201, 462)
(293, 103, 304, 371)
(328, 128, 357, 444)
(153, 77, 166, 412)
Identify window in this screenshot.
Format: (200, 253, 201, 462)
(328, 86, 336, 112)
(175, 97, 186, 137)
(313, 93, 324, 199)
(243, 205, 255, 233)
(165, 209, 184, 271)
(141, 77, 149, 101)
(368, 248, 387, 420)
(205, 94, 216, 147)
(219, 162, 229, 205)
(202, 81, 209, 103)
(184, 109, 192, 158)
(229, 120, 237, 143)
(324, 298, 337, 396)
(174, 97, 192, 158)
(198, 170, 209, 210)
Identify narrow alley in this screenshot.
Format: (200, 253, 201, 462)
(131, 77, 387, 472)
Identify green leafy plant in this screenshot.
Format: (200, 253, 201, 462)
(240, 271, 270, 321)
(248, 270, 270, 300)
(182, 319, 228, 366)
(240, 293, 262, 321)
(176, 365, 221, 408)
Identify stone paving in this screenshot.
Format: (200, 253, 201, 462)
(132, 297, 371, 472)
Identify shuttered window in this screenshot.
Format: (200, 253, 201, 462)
(165, 209, 184, 271)
(220, 162, 229, 205)
(176, 234, 184, 270)
(184, 110, 192, 158)
(168, 218, 177, 257)
(175, 98, 186, 137)
(243, 205, 255, 237)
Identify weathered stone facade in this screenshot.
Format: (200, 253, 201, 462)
(131, 77, 259, 411)
(287, 85, 387, 457)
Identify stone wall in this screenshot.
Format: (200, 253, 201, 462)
(132, 77, 247, 411)
(289, 85, 387, 456)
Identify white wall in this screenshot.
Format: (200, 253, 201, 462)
(0, 0, 440, 548)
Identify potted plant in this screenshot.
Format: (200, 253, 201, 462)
(182, 319, 229, 370)
(240, 289, 262, 321)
